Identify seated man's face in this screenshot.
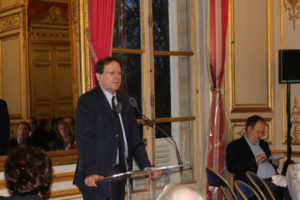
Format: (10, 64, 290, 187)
(247, 120, 265, 144)
(17, 124, 30, 141)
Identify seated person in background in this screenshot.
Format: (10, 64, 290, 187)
(25, 117, 37, 136)
(51, 120, 76, 151)
(8, 122, 31, 149)
(0, 146, 52, 200)
(29, 119, 51, 151)
(63, 116, 75, 132)
(48, 118, 59, 142)
(226, 115, 290, 200)
(156, 184, 203, 200)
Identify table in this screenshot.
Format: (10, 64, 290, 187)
(286, 164, 300, 200)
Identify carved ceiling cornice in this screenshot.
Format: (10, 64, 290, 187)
(29, 6, 68, 26)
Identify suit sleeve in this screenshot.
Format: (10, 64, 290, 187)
(75, 95, 98, 176)
(0, 100, 9, 155)
(226, 141, 257, 174)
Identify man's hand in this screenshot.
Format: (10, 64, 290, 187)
(256, 153, 267, 162)
(146, 167, 163, 179)
(84, 174, 104, 187)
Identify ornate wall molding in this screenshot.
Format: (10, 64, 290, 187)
(283, 0, 300, 31)
(291, 97, 300, 144)
(29, 6, 68, 26)
(28, 28, 69, 41)
(229, 0, 273, 113)
(0, 14, 20, 32)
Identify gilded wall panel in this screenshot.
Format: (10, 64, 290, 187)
(0, 14, 20, 32)
(281, 0, 300, 145)
(0, 35, 23, 119)
(230, 118, 273, 144)
(56, 64, 72, 98)
(230, 0, 272, 112)
(0, 0, 22, 11)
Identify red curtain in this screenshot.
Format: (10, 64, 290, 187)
(89, 0, 115, 87)
(206, 0, 229, 199)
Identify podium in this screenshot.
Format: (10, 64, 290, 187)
(96, 164, 183, 200)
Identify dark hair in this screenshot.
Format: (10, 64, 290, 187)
(245, 115, 265, 130)
(38, 119, 48, 130)
(18, 121, 30, 130)
(5, 146, 53, 195)
(51, 118, 59, 127)
(94, 57, 122, 86)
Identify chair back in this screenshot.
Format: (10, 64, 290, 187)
(206, 167, 237, 200)
(246, 171, 275, 200)
(234, 180, 262, 200)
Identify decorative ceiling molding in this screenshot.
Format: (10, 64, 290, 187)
(29, 6, 68, 26)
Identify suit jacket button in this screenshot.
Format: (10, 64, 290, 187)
(115, 134, 119, 138)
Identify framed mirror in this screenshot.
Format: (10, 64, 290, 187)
(0, 0, 88, 169)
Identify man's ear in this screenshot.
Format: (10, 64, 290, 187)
(246, 126, 252, 133)
(95, 73, 102, 84)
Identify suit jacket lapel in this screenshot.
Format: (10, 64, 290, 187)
(116, 93, 130, 140)
(96, 87, 115, 122)
(241, 136, 257, 163)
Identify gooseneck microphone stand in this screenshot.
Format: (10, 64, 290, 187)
(282, 83, 294, 175)
(128, 97, 183, 173)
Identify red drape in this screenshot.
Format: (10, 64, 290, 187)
(89, 0, 115, 88)
(206, 0, 229, 199)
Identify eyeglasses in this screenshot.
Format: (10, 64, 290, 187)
(103, 71, 123, 76)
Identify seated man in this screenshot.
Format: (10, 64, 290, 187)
(226, 115, 289, 200)
(8, 122, 31, 149)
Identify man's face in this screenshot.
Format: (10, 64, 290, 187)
(96, 61, 122, 95)
(246, 120, 265, 144)
(17, 124, 30, 141)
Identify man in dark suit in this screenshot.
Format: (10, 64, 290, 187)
(8, 122, 31, 149)
(73, 57, 155, 200)
(226, 115, 288, 199)
(0, 98, 10, 155)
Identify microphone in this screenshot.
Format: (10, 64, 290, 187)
(128, 98, 155, 126)
(116, 103, 122, 114)
(128, 97, 183, 173)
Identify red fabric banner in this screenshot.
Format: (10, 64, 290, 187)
(206, 0, 229, 199)
(89, 0, 115, 87)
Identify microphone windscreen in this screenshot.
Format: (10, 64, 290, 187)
(128, 97, 137, 108)
(116, 103, 122, 113)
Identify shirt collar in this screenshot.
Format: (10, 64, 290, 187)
(244, 134, 259, 147)
(100, 87, 116, 108)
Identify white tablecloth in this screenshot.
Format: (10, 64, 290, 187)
(286, 164, 300, 200)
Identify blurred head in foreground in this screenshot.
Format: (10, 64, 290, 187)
(157, 184, 204, 200)
(4, 146, 53, 195)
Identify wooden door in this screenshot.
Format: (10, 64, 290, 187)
(29, 43, 73, 119)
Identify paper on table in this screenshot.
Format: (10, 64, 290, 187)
(269, 153, 284, 160)
(272, 175, 287, 187)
